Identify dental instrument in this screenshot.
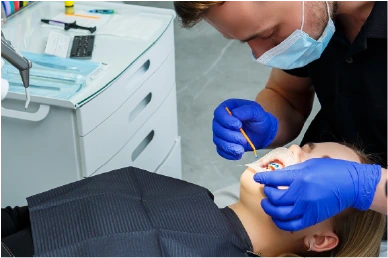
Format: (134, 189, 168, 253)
(65, 13, 100, 20)
(225, 107, 258, 159)
(41, 19, 97, 33)
(1, 31, 32, 109)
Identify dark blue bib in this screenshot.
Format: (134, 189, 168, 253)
(27, 167, 253, 257)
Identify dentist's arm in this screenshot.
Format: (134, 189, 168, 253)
(370, 167, 387, 215)
(256, 68, 314, 148)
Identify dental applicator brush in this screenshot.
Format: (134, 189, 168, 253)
(225, 107, 258, 159)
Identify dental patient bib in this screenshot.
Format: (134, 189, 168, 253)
(27, 167, 253, 257)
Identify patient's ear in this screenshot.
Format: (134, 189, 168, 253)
(304, 231, 339, 253)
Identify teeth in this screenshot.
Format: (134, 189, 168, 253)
(245, 147, 296, 172)
(268, 162, 281, 170)
(258, 147, 296, 167)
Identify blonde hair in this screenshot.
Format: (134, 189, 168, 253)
(281, 145, 386, 257)
(280, 210, 386, 257)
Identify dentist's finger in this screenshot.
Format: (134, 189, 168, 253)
(214, 105, 242, 130)
(254, 171, 295, 186)
(261, 198, 298, 221)
(213, 119, 248, 146)
(262, 186, 295, 206)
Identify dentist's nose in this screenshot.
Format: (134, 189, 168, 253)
(248, 39, 276, 59)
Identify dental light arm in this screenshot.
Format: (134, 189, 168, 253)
(1, 31, 32, 109)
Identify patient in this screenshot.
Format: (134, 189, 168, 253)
(232, 142, 386, 257)
(1, 142, 386, 257)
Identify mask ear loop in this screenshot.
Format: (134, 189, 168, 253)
(325, 1, 331, 20)
(300, 1, 305, 31)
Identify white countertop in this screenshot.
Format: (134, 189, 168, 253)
(2, 1, 175, 108)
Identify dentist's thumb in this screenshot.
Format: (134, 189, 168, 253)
(253, 170, 296, 187)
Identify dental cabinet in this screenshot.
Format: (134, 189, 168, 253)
(1, 2, 181, 207)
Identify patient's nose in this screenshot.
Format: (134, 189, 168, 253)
(288, 144, 304, 163)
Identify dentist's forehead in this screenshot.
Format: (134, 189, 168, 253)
(205, 2, 280, 40)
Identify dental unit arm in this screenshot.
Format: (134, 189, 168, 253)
(1, 30, 32, 109)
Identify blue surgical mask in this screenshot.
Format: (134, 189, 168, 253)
(252, 1, 335, 70)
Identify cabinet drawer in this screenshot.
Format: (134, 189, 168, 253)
(154, 136, 182, 179)
(76, 24, 174, 136)
(79, 53, 175, 176)
(87, 86, 178, 177)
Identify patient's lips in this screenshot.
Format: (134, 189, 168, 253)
(245, 147, 296, 172)
(246, 148, 295, 190)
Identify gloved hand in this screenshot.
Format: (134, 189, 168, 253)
(253, 158, 382, 231)
(212, 99, 278, 160)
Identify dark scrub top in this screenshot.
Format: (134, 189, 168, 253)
(285, 1, 387, 166)
(25, 167, 255, 257)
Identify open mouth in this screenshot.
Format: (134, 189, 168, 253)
(245, 147, 295, 173)
(246, 159, 285, 174)
(266, 160, 284, 170)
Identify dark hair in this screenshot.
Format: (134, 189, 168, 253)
(173, 1, 224, 28)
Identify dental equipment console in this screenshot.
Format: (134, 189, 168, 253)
(1, 31, 32, 109)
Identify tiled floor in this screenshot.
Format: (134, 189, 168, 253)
(126, 1, 321, 191)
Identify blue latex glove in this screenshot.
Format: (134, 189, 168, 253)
(253, 158, 382, 231)
(212, 99, 278, 160)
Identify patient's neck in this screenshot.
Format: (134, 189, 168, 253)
(228, 170, 303, 256)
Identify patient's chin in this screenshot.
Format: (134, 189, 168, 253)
(240, 168, 265, 197)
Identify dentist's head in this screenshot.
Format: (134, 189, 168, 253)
(174, 1, 336, 69)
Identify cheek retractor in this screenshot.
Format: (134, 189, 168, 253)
(245, 147, 297, 172)
(245, 147, 297, 190)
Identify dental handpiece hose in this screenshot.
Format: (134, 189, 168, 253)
(1, 31, 32, 109)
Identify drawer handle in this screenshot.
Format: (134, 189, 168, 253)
(132, 130, 154, 162)
(1, 105, 50, 122)
(127, 59, 151, 87)
(128, 93, 152, 123)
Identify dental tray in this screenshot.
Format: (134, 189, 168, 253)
(2, 52, 101, 100)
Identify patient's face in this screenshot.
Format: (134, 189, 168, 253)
(242, 142, 361, 189)
(239, 142, 362, 252)
(288, 142, 361, 164)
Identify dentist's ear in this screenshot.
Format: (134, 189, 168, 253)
(304, 231, 339, 253)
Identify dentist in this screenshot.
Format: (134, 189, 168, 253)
(174, 1, 387, 230)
